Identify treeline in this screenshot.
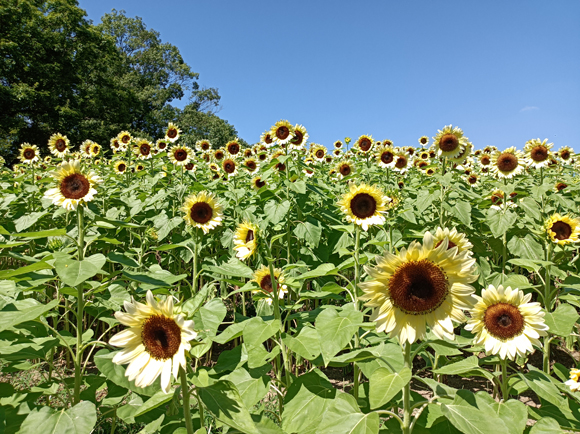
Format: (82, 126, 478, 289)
(0, 0, 243, 164)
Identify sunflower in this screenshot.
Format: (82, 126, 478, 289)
(490, 147, 525, 179)
(135, 163, 145, 172)
(554, 182, 567, 192)
(449, 141, 473, 163)
(465, 285, 547, 360)
(393, 152, 410, 173)
(432, 125, 469, 159)
(289, 124, 308, 149)
(168, 145, 192, 166)
(18, 143, 40, 164)
(260, 130, 275, 148)
(252, 176, 266, 190)
(109, 291, 197, 393)
(44, 155, 52, 164)
(134, 139, 153, 160)
(118, 131, 132, 145)
(233, 221, 258, 260)
(213, 149, 225, 161)
(376, 145, 396, 169)
(184, 162, 195, 171)
(465, 173, 479, 187)
(424, 167, 436, 176)
(565, 369, 580, 392)
(333, 148, 343, 157)
(303, 167, 314, 177)
(48, 133, 70, 158)
(226, 139, 242, 156)
(336, 160, 354, 178)
(338, 184, 389, 231)
(359, 231, 477, 344)
(432, 227, 473, 256)
(44, 160, 102, 210)
(114, 160, 128, 174)
(165, 122, 181, 143)
(110, 138, 124, 154)
(355, 134, 374, 153)
(222, 158, 238, 176)
(243, 158, 259, 173)
(181, 191, 223, 234)
(257, 152, 268, 162)
(334, 140, 343, 149)
(545, 214, 580, 246)
(524, 138, 553, 169)
(194, 140, 210, 153)
(270, 120, 294, 145)
(558, 146, 573, 162)
(253, 266, 288, 302)
(243, 148, 253, 158)
(418, 136, 429, 146)
(156, 139, 169, 152)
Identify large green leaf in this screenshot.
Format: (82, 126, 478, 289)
(14, 212, 48, 232)
(544, 303, 579, 337)
(369, 367, 411, 409)
(486, 209, 517, 238)
(317, 393, 380, 434)
(17, 401, 96, 434)
(0, 299, 58, 333)
(203, 257, 254, 278)
(316, 305, 363, 366)
(529, 417, 563, 433)
(243, 317, 280, 347)
(195, 298, 227, 338)
(433, 356, 479, 376)
(450, 200, 472, 226)
(519, 367, 566, 408)
(282, 325, 321, 360)
(294, 220, 322, 247)
(475, 392, 527, 434)
(223, 367, 270, 409)
(264, 200, 291, 224)
(0, 261, 53, 279)
(54, 253, 106, 287)
(441, 390, 509, 434)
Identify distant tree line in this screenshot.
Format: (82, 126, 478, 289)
(0, 0, 244, 164)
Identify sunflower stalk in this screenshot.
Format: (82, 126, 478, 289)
(500, 358, 510, 401)
(439, 157, 447, 226)
(402, 342, 412, 434)
(180, 368, 195, 434)
(353, 225, 362, 401)
(73, 205, 85, 405)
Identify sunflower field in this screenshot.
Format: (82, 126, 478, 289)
(1, 122, 580, 434)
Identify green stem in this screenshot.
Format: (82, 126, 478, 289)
(194, 388, 204, 429)
(439, 158, 447, 226)
(73, 206, 85, 404)
(500, 358, 509, 401)
(180, 368, 194, 434)
(543, 336, 552, 374)
(353, 226, 361, 400)
(192, 229, 198, 296)
(402, 342, 412, 434)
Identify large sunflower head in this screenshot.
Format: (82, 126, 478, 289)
(168, 145, 192, 166)
(243, 157, 259, 173)
(336, 160, 354, 178)
(233, 221, 258, 261)
(213, 149, 225, 161)
(524, 138, 553, 169)
(109, 290, 197, 393)
(359, 231, 478, 344)
(393, 152, 410, 173)
(270, 120, 295, 145)
(48, 133, 70, 158)
(165, 122, 181, 142)
(114, 160, 128, 174)
(545, 214, 580, 246)
(19, 143, 40, 164)
(253, 266, 287, 300)
(311, 144, 327, 161)
(181, 191, 224, 234)
(222, 158, 238, 176)
(118, 131, 132, 145)
(226, 139, 241, 156)
(289, 124, 308, 149)
(338, 184, 389, 231)
(43, 160, 102, 210)
(490, 147, 524, 179)
(432, 125, 468, 159)
(134, 139, 153, 160)
(375, 145, 396, 169)
(465, 285, 548, 360)
(355, 135, 374, 153)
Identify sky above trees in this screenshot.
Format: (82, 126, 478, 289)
(80, 0, 580, 151)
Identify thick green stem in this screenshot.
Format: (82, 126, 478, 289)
(439, 158, 447, 226)
(180, 368, 194, 434)
(353, 226, 361, 400)
(73, 206, 85, 404)
(402, 342, 412, 434)
(543, 336, 552, 374)
(500, 358, 509, 401)
(192, 229, 198, 296)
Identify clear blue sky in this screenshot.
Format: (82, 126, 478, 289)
(79, 1, 580, 151)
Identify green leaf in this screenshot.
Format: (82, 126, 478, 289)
(223, 367, 270, 409)
(243, 317, 280, 347)
(11, 228, 67, 239)
(451, 200, 472, 226)
(433, 356, 479, 376)
(544, 303, 579, 337)
(195, 298, 227, 338)
(17, 401, 96, 434)
(203, 257, 254, 278)
(14, 212, 48, 232)
(507, 235, 544, 260)
(317, 394, 380, 434)
(508, 258, 552, 273)
(529, 417, 563, 434)
(107, 252, 140, 268)
(54, 254, 106, 287)
(475, 393, 527, 434)
(298, 263, 338, 280)
(264, 200, 291, 224)
(519, 367, 566, 407)
(369, 367, 411, 409)
(294, 220, 323, 247)
(487, 209, 517, 238)
(316, 305, 362, 366)
(0, 299, 58, 333)
(0, 261, 53, 279)
(282, 325, 321, 360)
(441, 393, 509, 434)
(117, 389, 173, 421)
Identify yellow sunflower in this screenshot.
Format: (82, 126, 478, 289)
(90, 142, 102, 157)
(226, 139, 242, 156)
(222, 158, 238, 176)
(270, 120, 294, 145)
(490, 147, 525, 179)
(375, 145, 396, 169)
(165, 122, 181, 143)
(181, 191, 223, 234)
(44, 160, 102, 210)
(558, 146, 573, 162)
(354, 134, 374, 153)
(465, 285, 548, 360)
(545, 214, 580, 245)
(334, 140, 343, 149)
(48, 133, 70, 158)
(213, 149, 225, 161)
(110, 138, 125, 154)
(565, 369, 580, 392)
(252, 176, 266, 190)
(336, 160, 354, 178)
(465, 173, 479, 187)
(196, 139, 212, 152)
(114, 160, 128, 174)
(135, 163, 145, 172)
(524, 138, 553, 169)
(260, 130, 275, 148)
(418, 136, 429, 146)
(155, 139, 169, 152)
(233, 221, 258, 260)
(432, 227, 473, 256)
(168, 145, 192, 166)
(109, 290, 197, 393)
(18, 143, 40, 164)
(432, 125, 468, 159)
(360, 231, 477, 344)
(134, 139, 153, 160)
(289, 124, 308, 149)
(253, 266, 288, 302)
(311, 144, 327, 161)
(118, 131, 132, 145)
(243, 158, 259, 173)
(393, 152, 411, 173)
(338, 184, 389, 231)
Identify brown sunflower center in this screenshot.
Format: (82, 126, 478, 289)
(551, 221, 572, 240)
(141, 315, 182, 360)
(190, 202, 213, 224)
(555, 182, 567, 191)
(395, 156, 407, 169)
(418, 161, 428, 169)
(381, 152, 394, 164)
(483, 303, 524, 340)
(439, 134, 459, 152)
(560, 150, 570, 160)
(530, 146, 548, 162)
(496, 153, 518, 172)
(276, 126, 290, 140)
(23, 148, 35, 159)
(246, 161, 257, 171)
(340, 164, 351, 176)
(185, 163, 194, 170)
(55, 139, 66, 151)
(315, 150, 325, 158)
(174, 149, 188, 161)
(255, 179, 266, 188)
(60, 173, 90, 199)
(350, 193, 377, 219)
(140, 143, 150, 155)
(468, 175, 477, 184)
(228, 143, 240, 154)
(215, 151, 224, 160)
(167, 128, 178, 139)
(276, 162, 286, 171)
(259, 275, 274, 293)
(158, 141, 168, 150)
(291, 130, 304, 145)
(420, 137, 428, 144)
(223, 160, 236, 173)
(245, 230, 254, 243)
(359, 138, 372, 152)
(258, 154, 267, 161)
(112, 140, 120, 149)
(121, 135, 130, 144)
(389, 259, 448, 314)
(117, 163, 126, 172)
(264, 134, 273, 144)
(199, 142, 208, 150)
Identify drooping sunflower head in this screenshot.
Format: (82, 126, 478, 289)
(554, 182, 567, 192)
(465, 285, 548, 360)
(114, 160, 128, 174)
(169, 145, 192, 166)
(44, 160, 102, 210)
(48, 133, 70, 158)
(289, 124, 308, 149)
(165, 122, 181, 142)
(433, 125, 468, 159)
(449, 141, 473, 163)
(270, 120, 295, 145)
(418, 136, 429, 146)
(524, 138, 553, 168)
(226, 139, 241, 156)
(181, 191, 224, 234)
(253, 266, 287, 300)
(233, 221, 258, 261)
(19, 143, 40, 164)
(490, 147, 524, 179)
(360, 231, 477, 344)
(338, 184, 389, 231)
(432, 227, 473, 256)
(252, 176, 266, 190)
(545, 214, 580, 245)
(355, 134, 374, 153)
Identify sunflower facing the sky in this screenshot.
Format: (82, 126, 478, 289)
(48, 133, 70, 158)
(18, 143, 40, 164)
(44, 160, 102, 210)
(270, 120, 294, 145)
(338, 184, 389, 231)
(168, 145, 192, 166)
(109, 291, 197, 393)
(465, 285, 548, 360)
(524, 138, 553, 169)
(233, 221, 258, 261)
(181, 191, 224, 234)
(359, 231, 478, 344)
(418, 136, 429, 146)
(354, 134, 374, 153)
(545, 214, 580, 246)
(490, 147, 525, 179)
(260, 130, 275, 148)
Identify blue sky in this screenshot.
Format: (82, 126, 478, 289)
(79, 1, 580, 151)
